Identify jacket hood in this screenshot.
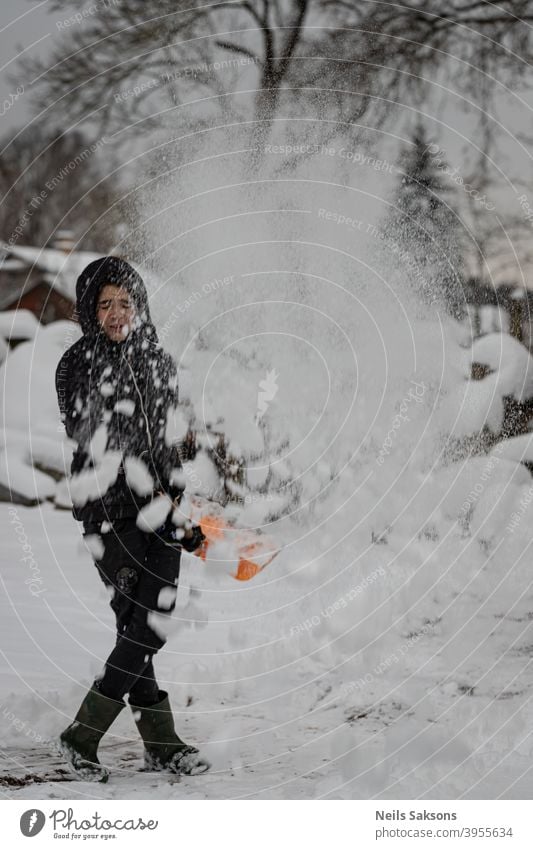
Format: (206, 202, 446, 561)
(75, 256, 158, 342)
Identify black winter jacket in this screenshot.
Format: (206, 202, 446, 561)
(55, 257, 185, 523)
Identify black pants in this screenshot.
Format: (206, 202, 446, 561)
(82, 517, 181, 706)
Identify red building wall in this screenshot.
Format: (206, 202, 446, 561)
(5, 282, 76, 325)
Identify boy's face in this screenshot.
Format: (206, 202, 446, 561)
(96, 284, 136, 342)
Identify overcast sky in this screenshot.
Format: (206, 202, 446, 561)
(2, 1, 533, 285)
(0, 0, 78, 133)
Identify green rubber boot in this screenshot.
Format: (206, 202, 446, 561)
(58, 687, 126, 782)
(129, 690, 210, 775)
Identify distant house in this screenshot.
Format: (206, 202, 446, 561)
(0, 232, 102, 327)
(463, 278, 533, 349)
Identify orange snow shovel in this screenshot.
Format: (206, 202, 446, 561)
(188, 497, 279, 581)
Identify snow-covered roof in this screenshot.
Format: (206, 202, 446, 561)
(0, 258, 26, 272)
(0, 242, 102, 302)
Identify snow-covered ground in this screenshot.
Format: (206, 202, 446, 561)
(1, 461, 533, 800)
(2, 299, 533, 799)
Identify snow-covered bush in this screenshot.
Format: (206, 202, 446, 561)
(0, 320, 79, 504)
(0, 310, 39, 365)
(438, 330, 533, 460)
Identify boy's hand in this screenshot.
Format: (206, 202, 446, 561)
(179, 524, 206, 553)
(156, 490, 205, 552)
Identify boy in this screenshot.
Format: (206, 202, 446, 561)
(55, 256, 209, 781)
